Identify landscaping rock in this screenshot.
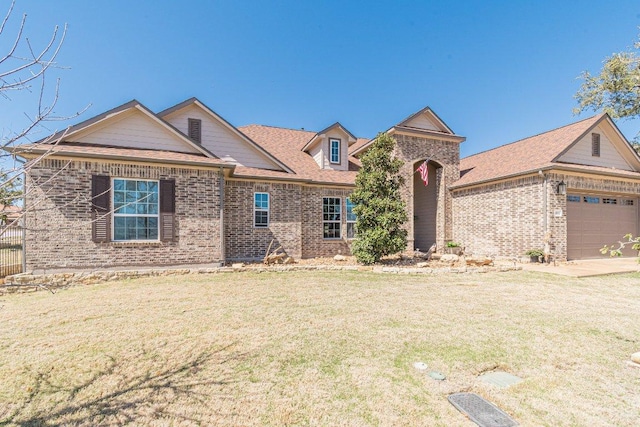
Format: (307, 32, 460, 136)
(440, 254, 459, 262)
(416, 262, 429, 268)
(333, 254, 347, 261)
(231, 263, 245, 268)
(631, 352, 640, 364)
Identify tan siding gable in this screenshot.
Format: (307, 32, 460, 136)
(324, 129, 350, 171)
(164, 105, 281, 170)
(558, 124, 633, 171)
(70, 110, 201, 154)
(309, 143, 323, 168)
(404, 113, 441, 131)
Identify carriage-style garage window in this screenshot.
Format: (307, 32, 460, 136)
(567, 195, 581, 203)
(603, 198, 617, 205)
(583, 196, 600, 204)
(622, 199, 634, 206)
(254, 192, 270, 227)
(329, 138, 341, 164)
(323, 197, 341, 239)
(113, 179, 159, 241)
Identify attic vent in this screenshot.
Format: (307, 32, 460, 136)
(592, 133, 600, 157)
(188, 118, 202, 143)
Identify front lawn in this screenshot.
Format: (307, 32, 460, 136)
(1, 271, 639, 426)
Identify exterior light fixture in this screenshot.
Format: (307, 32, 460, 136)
(556, 180, 567, 195)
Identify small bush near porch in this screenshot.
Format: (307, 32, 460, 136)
(1, 271, 639, 426)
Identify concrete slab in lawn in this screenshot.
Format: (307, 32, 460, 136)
(521, 257, 640, 278)
(478, 371, 522, 388)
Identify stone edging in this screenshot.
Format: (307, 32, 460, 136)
(0, 264, 521, 295)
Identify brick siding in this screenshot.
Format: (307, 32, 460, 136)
(452, 172, 640, 261)
(25, 159, 222, 270)
(452, 176, 545, 258)
(392, 133, 460, 251)
(224, 180, 353, 261)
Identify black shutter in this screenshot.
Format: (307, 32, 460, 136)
(91, 175, 111, 243)
(160, 179, 176, 241)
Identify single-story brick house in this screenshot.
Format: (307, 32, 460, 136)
(8, 97, 640, 270)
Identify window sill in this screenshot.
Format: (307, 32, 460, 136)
(109, 241, 166, 247)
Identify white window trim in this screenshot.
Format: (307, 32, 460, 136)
(329, 138, 341, 164)
(322, 197, 342, 239)
(111, 177, 160, 242)
(254, 192, 270, 228)
(346, 197, 356, 240)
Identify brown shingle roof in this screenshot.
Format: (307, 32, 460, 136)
(237, 125, 359, 185)
(10, 143, 231, 168)
(453, 114, 606, 188)
(349, 138, 371, 155)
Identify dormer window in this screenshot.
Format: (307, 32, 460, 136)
(188, 118, 202, 143)
(330, 138, 341, 164)
(592, 133, 600, 157)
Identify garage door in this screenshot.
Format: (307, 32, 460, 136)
(567, 194, 638, 259)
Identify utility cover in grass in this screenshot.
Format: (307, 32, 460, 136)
(448, 392, 518, 427)
(478, 371, 522, 388)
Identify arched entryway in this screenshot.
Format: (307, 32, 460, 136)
(413, 159, 440, 251)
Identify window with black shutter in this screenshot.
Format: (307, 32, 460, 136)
(160, 179, 176, 241)
(188, 118, 202, 143)
(91, 175, 111, 243)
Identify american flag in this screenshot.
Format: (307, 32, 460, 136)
(416, 161, 429, 186)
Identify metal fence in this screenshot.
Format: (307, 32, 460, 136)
(0, 224, 24, 278)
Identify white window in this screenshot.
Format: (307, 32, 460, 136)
(254, 192, 269, 227)
(346, 197, 357, 239)
(323, 197, 341, 239)
(329, 138, 341, 164)
(112, 178, 159, 241)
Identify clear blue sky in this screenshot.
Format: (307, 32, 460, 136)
(3, 0, 640, 157)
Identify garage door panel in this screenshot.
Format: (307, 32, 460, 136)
(566, 194, 638, 260)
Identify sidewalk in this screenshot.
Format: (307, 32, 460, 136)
(520, 257, 640, 277)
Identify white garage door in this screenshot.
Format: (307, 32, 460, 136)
(566, 194, 638, 259)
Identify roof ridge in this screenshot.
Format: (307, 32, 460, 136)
(239, 123, 317, 133)
(463, 113, 604, 160)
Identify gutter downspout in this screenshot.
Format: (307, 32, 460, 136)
(219, 167, 225, 266)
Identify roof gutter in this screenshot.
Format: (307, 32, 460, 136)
(451, 164, 640, 191)
(7, 147, 234, 170)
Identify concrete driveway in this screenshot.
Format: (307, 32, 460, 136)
(521, 257, 640, 277)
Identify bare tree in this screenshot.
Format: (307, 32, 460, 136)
(0, 0, 86, 230)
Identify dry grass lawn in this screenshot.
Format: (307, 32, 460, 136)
(1, 270, 639, 426)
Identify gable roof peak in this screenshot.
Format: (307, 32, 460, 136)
(396, 105, 454, 134)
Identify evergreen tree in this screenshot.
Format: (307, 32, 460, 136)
(350, 132, 408, 264)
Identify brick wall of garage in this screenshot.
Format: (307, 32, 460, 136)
(25, 158, 223, 270)
(451, 175, 545, 258)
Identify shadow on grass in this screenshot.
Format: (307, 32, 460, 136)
(2, 343, 247, 426)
